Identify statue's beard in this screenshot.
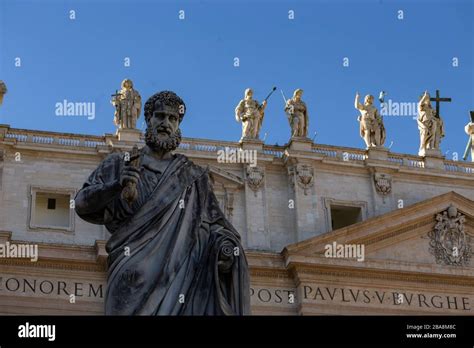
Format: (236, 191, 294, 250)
(145, 127, 182, 152)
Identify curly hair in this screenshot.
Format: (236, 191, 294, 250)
(144, 91, 186, 124)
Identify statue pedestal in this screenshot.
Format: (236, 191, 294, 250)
(240, 137, 264, 152)
(116, 128, 142, 143)
(423, 149, 445, 170)
(367, 146, 389, 161)
(287, 137, 313, 152)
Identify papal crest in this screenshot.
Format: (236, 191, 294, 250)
(428, 205, 472, 266)
(296, 164, 314, 195)
(246, 165, 264, 196)
(374, 173, 391, 196)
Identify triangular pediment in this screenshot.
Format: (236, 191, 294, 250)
(207, 165, 244, 189)
(284, 192, 474, 269)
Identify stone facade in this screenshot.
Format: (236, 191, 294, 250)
(0, 124, 473, 315)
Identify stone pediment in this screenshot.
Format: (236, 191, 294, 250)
(207, 165, 244, 189)
(284, 191, 474, 269)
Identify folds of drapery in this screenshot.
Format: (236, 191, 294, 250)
(76, 152, 250, 316)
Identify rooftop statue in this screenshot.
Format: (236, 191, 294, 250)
(111, 79, 142, 130)
(284, 89, 309, 138)
(235, 88, 267, 141)
(417, 91, 445, 156)
(354, 92, 386, 148)
(0, 81, 7, 106)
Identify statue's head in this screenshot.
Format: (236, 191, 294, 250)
(144, 91, 186, 153)
(364, 94, 374, 105)
(244, 88, 253, 100)
(447, 205, 458, 218)
(121, 79, 133, 90)
(293, 89, 303, 101)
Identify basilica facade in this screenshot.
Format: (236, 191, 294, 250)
(0, 124, 473, 315)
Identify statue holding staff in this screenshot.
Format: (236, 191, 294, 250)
(235, 87, 275, 140)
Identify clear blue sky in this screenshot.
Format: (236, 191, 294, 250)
(0, 0, 473, 157)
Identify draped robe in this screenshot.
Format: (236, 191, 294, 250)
(75, 151, 250, 315)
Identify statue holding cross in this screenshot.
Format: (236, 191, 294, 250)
(417, 90, 450, 156)
(463, 111, 474, 161)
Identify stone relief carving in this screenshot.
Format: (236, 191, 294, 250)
(295, 164, 314, 195)
(246, 165, 264, 196)
(287, 164, 314, 196)
(428, 205, 472, 266)
(374, 173, 392, 196)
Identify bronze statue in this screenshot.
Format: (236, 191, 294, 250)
(76, 91, 250, 315)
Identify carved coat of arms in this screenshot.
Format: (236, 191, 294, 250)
(374, 173, 392, 196)
(428, 205, 472, 266)
(246, 166, 264, 196)
(296, 164, 314, 195)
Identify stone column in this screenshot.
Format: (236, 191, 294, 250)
(366, 148, 393, 216)
(287, 159, 316, 242)
(240, 139, 269, 249)
(369, 168, 393, 216)
(243, 163, 269, 249)
(284, 138, 317, 242)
